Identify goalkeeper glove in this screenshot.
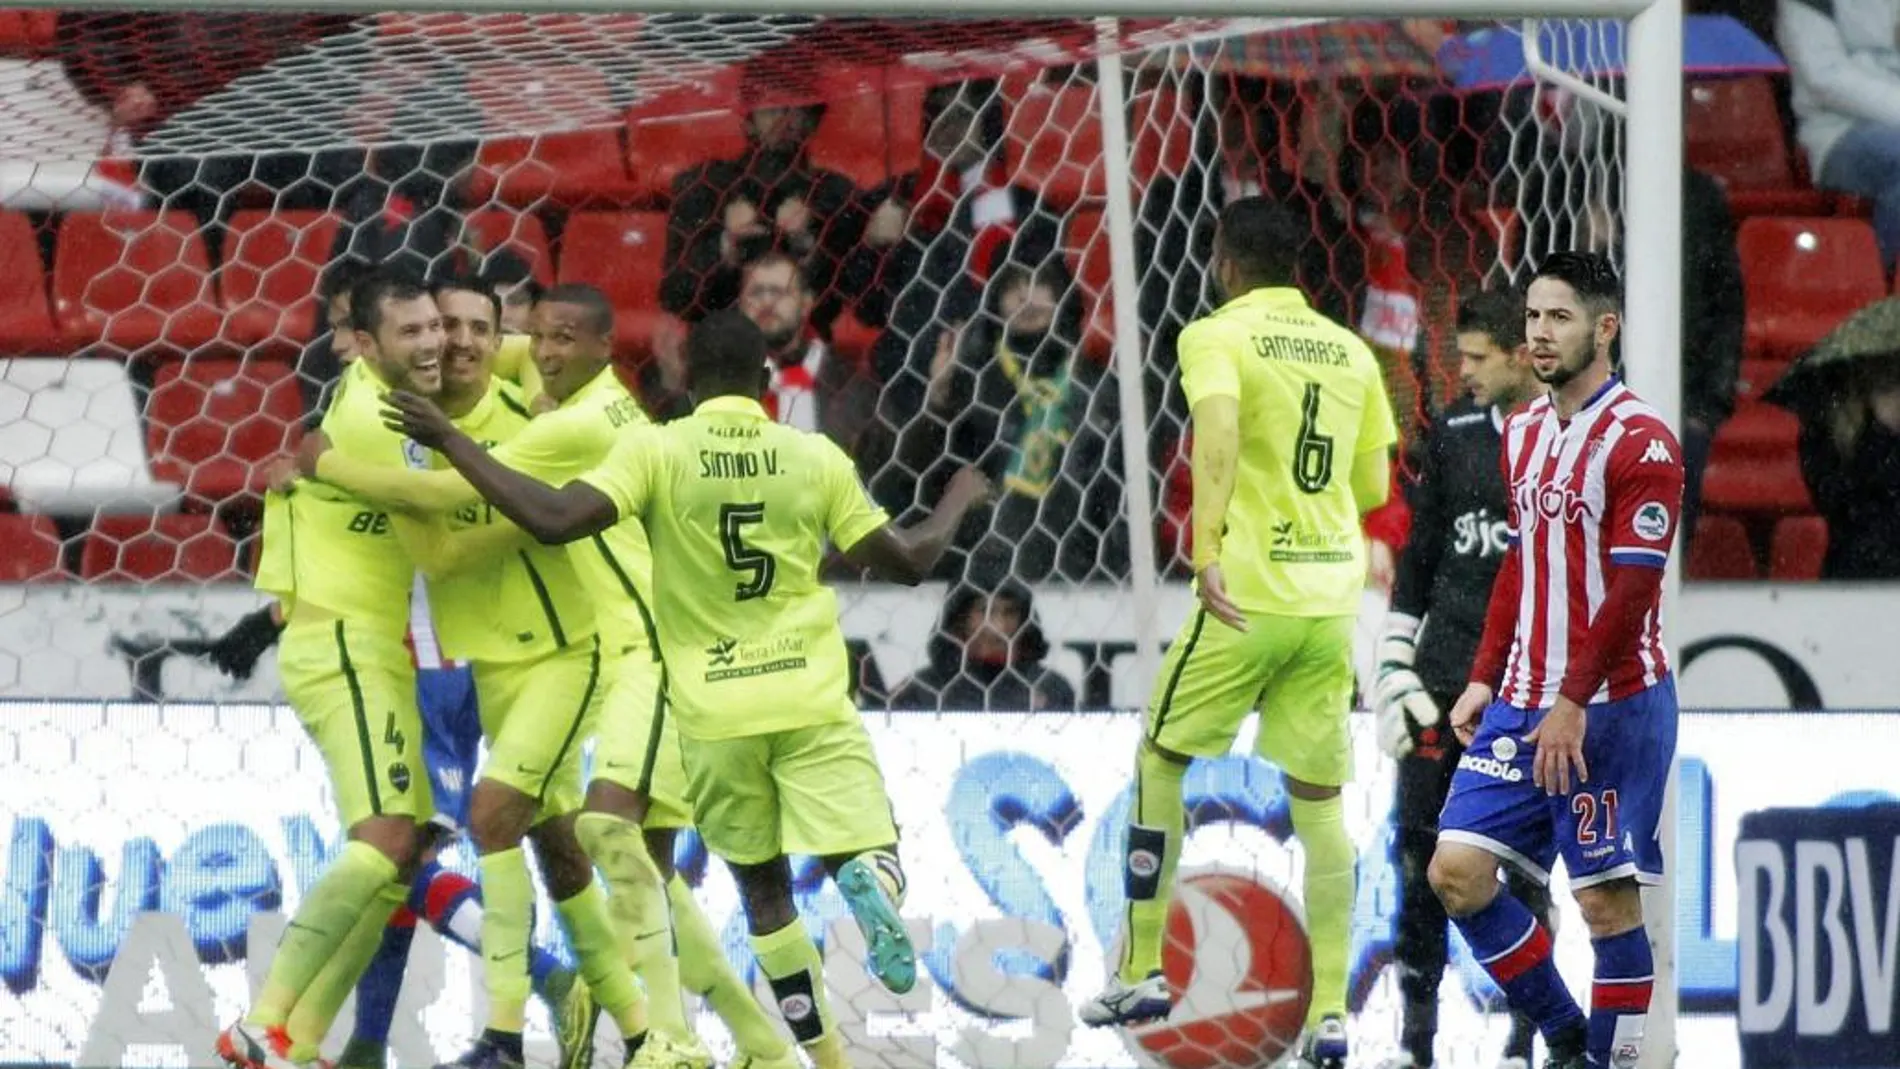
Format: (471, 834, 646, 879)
(208, 606, 285, 681)
(1373, 614, 1442, 760)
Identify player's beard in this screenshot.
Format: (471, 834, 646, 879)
(1531, 341, 1593, 390)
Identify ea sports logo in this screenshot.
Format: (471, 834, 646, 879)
(1126, 870, 1312, 1069)
(779, 993, 814, 1021)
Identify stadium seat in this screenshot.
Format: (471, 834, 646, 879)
(470, 129, 644, 209)
(81, 512, 240, 582)
(220, 210, 342, 353)
(1685, 77, 1832, 218)
(558, 211, 672, 358)
(1684, 513, 1758, 580)
(624, 74, 748, 205)
(1733, 358, 1786, 404)
(145, 359, 303, 506)
(806, 70, 915, 189)
(461, 210, 555, 285)
(0, 211, 61, 353)
(53, 211, 224, 355)
(1701, 454, 1813, 516)
(1710, 402, 1799, 459)
(0, 514, 64, 581)
(1768, 514, 1828, 581)
(1004, 85, 1194, 208)
(0, 11, 56, 53)
(1737, 217, 1887, 366)
(1063, 207, 1115, 361)
(0, 358, 180, 516)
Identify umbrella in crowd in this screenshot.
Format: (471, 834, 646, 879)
(1153, 19, 1442, 83)
(1437, 13, 1784, 91)
(1766, 297, 1900, 414)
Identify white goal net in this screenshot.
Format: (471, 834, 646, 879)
(0, 9, 1653, 1069)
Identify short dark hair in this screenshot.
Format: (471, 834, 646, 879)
(348, 270, 432, 334)
(428, 272, 502, 328)
(480, 247, 543, 302)
(1455, 290, 1525, 350)
(537, 283, 614, 336)
(319, 258, 373, 305)
(686, 308, 768, 397)
(1215, 196, 1304, 288)
(739, 247, 811, 294)
(1530, 250, 1622, 315)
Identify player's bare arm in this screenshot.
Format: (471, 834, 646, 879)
(1186, 394, 1247, 631)
(842, 466, 993, 584)
(382, 389, 617, 543)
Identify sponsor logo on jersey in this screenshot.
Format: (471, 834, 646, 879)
(1632, 502, 1670, 542)
(1128, 849, 1161, 879)
(1493, 736, 1518, 762)
(779, 993, 814, 1020)
(1641, 439, 1673, 465)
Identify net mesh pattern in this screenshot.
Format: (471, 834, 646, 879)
(0, 11, 1637, 1069)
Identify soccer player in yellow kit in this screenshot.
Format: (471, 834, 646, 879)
(308, 285, 790, 1069)
(363, 278, 666, 1069)
(218, 274, 443, 1069)
(380, 309, 992, 1069)
(1078, 198, 1398, 1069)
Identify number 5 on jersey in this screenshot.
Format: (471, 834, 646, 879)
(720, 502, 775, 601)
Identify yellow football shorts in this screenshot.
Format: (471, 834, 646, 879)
(473, 636, 602, 823)
(682, 712, 899, 866)
(1145, 609, 1357, 788)
(278, 618, 430, 828)
(591, 649, 693, 829)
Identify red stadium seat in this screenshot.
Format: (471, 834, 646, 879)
(1732, 358, 1786, 404)
(1737, 217, 1886, 366)
(1686, 77, 1832, 218)
(0, 211, 61, 353)
(81, 512, 240, 582)
(557, 211, 673, 359)
(806, 68, 916, 189)
(1710, 402, 1799, 460)
(1063, 207, 1115, 362)
(1004, 85, 1194, 208)
(1684, 514, 1758, 580)
(470, 128, 644, 209)
(221, 210, 342, 353)
(461, 210, 555, 286)
(0, 514, 64, 581)
(146, 359, 302, 505)
(1768, 514, 1828, 580)
(54, 211, 223, 355)
(624, 74, 748, 205)
(1701, 455, 1813, 516)
(0, 11, 56, 53)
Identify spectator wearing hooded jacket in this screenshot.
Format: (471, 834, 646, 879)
(887, 583, 1078, 712)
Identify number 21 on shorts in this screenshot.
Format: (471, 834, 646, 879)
(1573, 788, 1620, 846)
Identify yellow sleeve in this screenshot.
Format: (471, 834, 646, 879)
(493, 334, 543, 404)
(576, 427, 658, 523)
(321, 365, 409, 467)
(490, 410, 597, 485)
(1177, 319, 1242, 408)
(389, 511, 533, 579)
(316, 450, 479, 514)
(820, 439, 890, 552)
(1357, 342, 1400, 454)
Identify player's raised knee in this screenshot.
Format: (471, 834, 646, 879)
(1426, 842, 1498, 917)
(354, 815, 426, 875)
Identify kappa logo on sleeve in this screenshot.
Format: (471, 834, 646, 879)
(1640, 438, 1673, 465)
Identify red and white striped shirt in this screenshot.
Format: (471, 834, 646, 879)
(1495, 379, 1683, 709)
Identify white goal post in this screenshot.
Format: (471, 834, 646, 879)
(4, 1, 1686, 1066)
